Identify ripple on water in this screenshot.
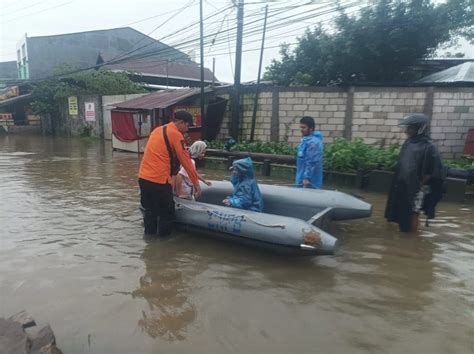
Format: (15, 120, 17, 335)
(1, 136, 473, 353)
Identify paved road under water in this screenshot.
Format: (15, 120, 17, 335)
(0, 135, 473, 354)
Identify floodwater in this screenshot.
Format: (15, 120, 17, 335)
(0, 135, 473, 354)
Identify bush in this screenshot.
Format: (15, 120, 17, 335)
(323, 138, 400, 172)
(206, 138, 472, 173)
(444, 157, 473, 170)
(206, 140, 297, 155)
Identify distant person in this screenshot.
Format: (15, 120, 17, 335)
(295, 116, 324, 188)
(223, 157, 263, 212)
(385, 113, 444, 233)
(138, 111, 201, 237)
(175, 140, 212, 199)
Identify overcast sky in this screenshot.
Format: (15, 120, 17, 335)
(1, 0, 473, 83)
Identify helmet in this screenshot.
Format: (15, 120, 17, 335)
(399, 113, 429, 127)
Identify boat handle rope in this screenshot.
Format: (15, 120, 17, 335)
(176, 202, 286, 229)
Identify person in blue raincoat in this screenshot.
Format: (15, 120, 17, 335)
(223, 157, 264, 212)
(295, 116, 324, 188)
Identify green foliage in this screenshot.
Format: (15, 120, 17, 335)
(444, 157, 473, 170)
(323, 138, 400, 172)
(79, 125, 92, 137)
(208, 138, 472, 173)
(206, 140, 297, 155)
(206, 140, 226, 150)
(30, 67, 146, 116)
(234, 141, 297, 155)
(264, 0, 474, 85)
(208, 138, 401, 172)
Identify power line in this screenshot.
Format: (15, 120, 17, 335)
(23, 1, 356, 83)
(110, 0, 196, 63)
(125, 2, 199, 26)
(22, 3, 235, 82)
(107, 3, 235, 65)
(201, 1, 363, 55)
(1, 0, 24, 10)
(207, 8, 233, 54)
(0, 1, 76, 24)
(1, 0, 55, 18)
(227, 13, 235, 76)
(116, 0, 360, 65)
(109, 1, 328, 64)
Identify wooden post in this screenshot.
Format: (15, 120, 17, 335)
(250, 5, 268, 141)
(230, 0, 244, 139)
(200, 0, 206, 140)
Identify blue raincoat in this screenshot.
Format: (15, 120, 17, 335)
(227, 157, 264, 212)
(295, 131, 324, 188)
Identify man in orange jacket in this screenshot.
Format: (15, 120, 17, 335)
(139, 111, 201, 237)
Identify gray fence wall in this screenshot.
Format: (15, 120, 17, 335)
(216, 86, 474, 159)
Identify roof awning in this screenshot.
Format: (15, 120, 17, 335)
(114, 88, 212, 110)
(0, 94, 32, 108)
(417, 62, 474, 84)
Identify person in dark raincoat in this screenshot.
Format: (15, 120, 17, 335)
(223, 157, 264, 212)
(295, 116, 324, 188)
(385, 113, 444, 232)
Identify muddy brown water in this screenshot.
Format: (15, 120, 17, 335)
(0, 135, 473, 354)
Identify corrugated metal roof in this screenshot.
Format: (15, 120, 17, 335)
(104, 58, 217, 83)
(417, 62, 474, 83)
(114, 88, 210, 110)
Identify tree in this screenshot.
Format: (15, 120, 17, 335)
(440, 51, 465, 58)
(31, 66, 146, 117)
(264, 0, 474, 86)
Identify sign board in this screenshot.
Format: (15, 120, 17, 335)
(0, 86, 19, 101)
(0, 113, 13, 121)
(85, 102, 96, 122)
(68, 97, 78, 116)
(173, 106, 202, 126)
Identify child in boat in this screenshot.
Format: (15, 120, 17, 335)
(175, 140, 211, 199)
(223, 157, 263, 212)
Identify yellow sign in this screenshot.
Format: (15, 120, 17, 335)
(68, 96, 78, 116)
(0, 86, 19, 101)
(173, 106, 201, 126)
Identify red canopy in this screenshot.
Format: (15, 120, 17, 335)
(112, 111, 142, 142)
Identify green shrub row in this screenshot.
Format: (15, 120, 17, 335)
(206, 138, 472, 173)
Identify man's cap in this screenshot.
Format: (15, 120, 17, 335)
(174, 111, 194, 126)
(399, 113, 429, 127)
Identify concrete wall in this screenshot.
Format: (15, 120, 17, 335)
(50, 95, 103, 137)
(351, 88, 427, 145)
(216, 86, 474, 159)
(279, 90, 348, 144)
(431, 90, 474, 158)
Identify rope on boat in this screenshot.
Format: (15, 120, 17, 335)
(176, 202, 286, 229)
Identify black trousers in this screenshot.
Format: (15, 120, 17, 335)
(138, 178, 175, 236)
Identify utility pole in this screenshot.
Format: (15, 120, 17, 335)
(200, 0, 206, 140)
(212, 57, 216, 86)
(166, 59, 169, 89)
(250, 4, 268, 142)
(231, 0, 244, 140)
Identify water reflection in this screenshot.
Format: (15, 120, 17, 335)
(132, 239, 198, 341)
(1, 135, 473, 353)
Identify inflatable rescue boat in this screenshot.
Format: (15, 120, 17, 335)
(144, 181, 372, 256)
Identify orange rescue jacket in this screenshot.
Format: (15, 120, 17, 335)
(139, 122, 199, 187)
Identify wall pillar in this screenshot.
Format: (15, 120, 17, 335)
(344, 86, 354, 139)
(270, 88, 279, 142)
